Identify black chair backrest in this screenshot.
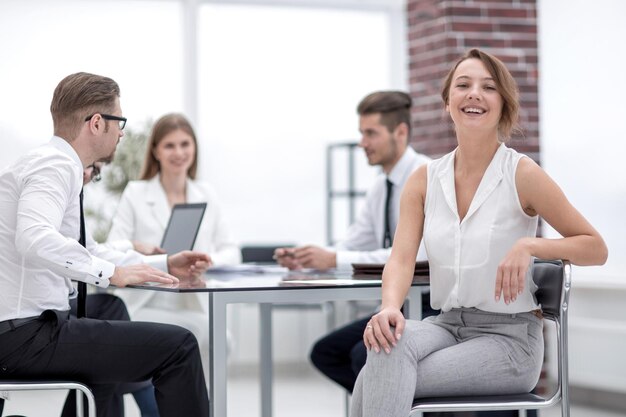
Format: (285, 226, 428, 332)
(241, 244, 295, 264)
(532, 259, 564, 320)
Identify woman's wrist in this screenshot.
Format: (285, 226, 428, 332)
(515, 237, 535, 257)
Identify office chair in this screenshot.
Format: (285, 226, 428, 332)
(241, 244, 293, 265)
(409, 259, 571, 417)
(0, 380, 96, 417)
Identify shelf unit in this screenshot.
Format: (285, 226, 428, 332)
(325, 142, 367, 246)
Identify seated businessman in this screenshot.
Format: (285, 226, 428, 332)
(0, 72, 210, 417)
(275, 90, 433, 393)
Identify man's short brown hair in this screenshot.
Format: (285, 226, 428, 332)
(50, 72, 120, 141)
(357, 91, 413, 136)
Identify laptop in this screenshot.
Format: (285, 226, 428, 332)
(160, 203, 207, 254)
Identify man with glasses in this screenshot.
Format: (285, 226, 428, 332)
(0, 72, 210, 417)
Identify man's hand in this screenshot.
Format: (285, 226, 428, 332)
(132, 241, 166, 255)
(274, 246, 337, 270)
(111, 264, 179, 287)
(168, 250, 212, 282)
(273, 247, 301, 270)
(296, 245, 337, 270)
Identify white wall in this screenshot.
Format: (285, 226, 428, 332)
(538, 0, 626, 281)
(0, 0, 185, 167)
(538, 0, 626, 394)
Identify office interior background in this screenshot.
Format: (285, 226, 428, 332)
(1, 0, 625, 415)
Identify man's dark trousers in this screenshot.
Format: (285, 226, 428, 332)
(0, 295, 209, 417)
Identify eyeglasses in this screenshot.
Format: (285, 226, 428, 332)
(86, 163, 102, 183)
(84, 113, 127, 130)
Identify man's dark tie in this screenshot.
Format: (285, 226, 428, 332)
(77, 188, 87, 318)
(383, 178, 393, 249)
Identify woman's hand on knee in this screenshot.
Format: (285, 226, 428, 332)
(363, 308, 405, 354)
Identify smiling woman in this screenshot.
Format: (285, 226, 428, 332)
(442, 48, 520, 141)
(348, 49, 607, 417)
(106, 112, 242, 388)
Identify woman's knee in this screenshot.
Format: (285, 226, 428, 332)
(364, 326, 417, 369)
(366, 319, 448, 370)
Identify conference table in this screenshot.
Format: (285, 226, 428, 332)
(130, 266, 429, 417)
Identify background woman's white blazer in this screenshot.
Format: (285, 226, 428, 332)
(107, 175, 242, 316)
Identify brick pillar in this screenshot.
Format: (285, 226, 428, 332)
(407, 0, 539, 162)
(406, 1, 547, 395)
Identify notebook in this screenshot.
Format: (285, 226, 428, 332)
(352, 260, 430, 284)
(160, 203, 207, 254)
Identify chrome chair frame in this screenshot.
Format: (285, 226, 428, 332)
(0, 380, 96, 417)
(410, 259, 571, 417)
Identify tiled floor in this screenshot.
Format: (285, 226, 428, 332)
(2, 366, 625, 417)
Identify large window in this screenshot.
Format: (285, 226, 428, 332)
(539, 0, 626, 279)
(197, 4, 391, 245)
(1, 0, 397, 247)
(0, 0, 184, 168)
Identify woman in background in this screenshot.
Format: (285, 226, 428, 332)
(108, 113, 241, 385)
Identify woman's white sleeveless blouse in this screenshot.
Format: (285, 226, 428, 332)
(423, 143, 540, 313)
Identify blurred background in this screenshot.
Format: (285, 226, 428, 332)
(1, 0, 625, 415)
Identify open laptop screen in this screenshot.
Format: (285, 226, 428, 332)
(160, 203, 207, 254)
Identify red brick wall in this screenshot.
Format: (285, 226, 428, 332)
(407, 0, 539, 162)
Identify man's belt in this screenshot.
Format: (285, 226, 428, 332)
(0, 317, 40, 335)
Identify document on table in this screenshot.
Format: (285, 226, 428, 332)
(279, 279, 382, 286)
(207, 264, 288, 274)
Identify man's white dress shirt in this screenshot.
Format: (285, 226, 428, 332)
(334, 147, 431, 270)
(0, 137, 165, 321)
